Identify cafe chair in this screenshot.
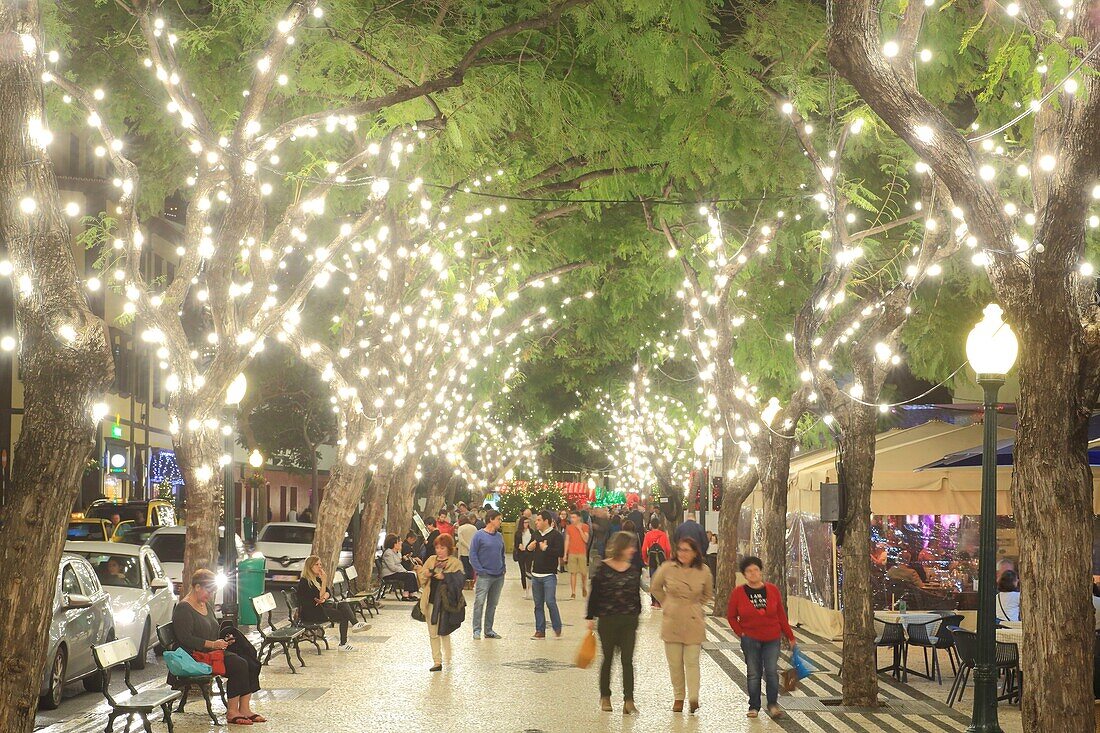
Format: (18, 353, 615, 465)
(874, 620, 907, 681)
(906, 613, 964, 684)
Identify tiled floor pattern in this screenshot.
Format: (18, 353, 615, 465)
(39, 572, 1026, 733)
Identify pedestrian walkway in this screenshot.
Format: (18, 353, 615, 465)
(38, 565, 1024, 732)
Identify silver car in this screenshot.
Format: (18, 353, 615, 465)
(39, 553, 114, 709)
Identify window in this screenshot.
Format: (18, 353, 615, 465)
(109, 327, 133, 397)
(61, 565, 81, 596)
(258, 525, 315, 545)
(143, 555, 159, 587)
(74, 553, 142, 589)
(73, 561, 101, 594)
(148, 533, 184, 564)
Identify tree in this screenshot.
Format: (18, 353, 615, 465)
(0, 4, 114, 729)
(827, 1, 1098, 723)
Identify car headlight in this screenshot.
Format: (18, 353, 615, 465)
(115, 609, 136, 625)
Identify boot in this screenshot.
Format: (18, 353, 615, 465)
(599, 697, 612, 712)
(623, 700, 638, 715)
(672, 700, 684, 713)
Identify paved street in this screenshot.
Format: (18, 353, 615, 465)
(36, 563, 1025, 733)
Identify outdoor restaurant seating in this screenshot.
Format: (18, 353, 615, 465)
(905, 613, 964, 684)
(874, 620, 907, 680)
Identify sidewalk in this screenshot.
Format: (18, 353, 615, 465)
(40, 564, 1024, 733)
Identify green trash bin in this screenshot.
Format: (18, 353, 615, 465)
(242, 517, 255, 543)
(237, 555, 266, 626)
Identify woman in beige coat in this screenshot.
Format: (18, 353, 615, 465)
(651, 535, 713, 713)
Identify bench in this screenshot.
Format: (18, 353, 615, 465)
(373, 557, 404, 601)
(252, 592, 307, 672)
(332, 569, 372, 622)
(280, 589, 328, 653)
(91, 637, 183, 733)
(340, 565, 383, 615)
(155, 623, 225, 724)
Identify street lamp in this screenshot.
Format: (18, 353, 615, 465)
(964, 304, 1018, 733)
(222, 374, 247, 621)
(248, 449, 264, 469)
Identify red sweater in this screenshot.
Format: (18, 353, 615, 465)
(727, 582, 795, 643)
(641, 529, 671, 561)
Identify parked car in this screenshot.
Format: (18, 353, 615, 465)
(255, 522, 353, 584)
(40, 554, 114, 710)
(85, 499, 176, 529)
(66, 518, 115, 542)
(63, 541, 176, 669)
(147, 526, 245, 604)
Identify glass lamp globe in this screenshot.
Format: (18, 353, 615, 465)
(225, 373, 248, 405)
(248, 449, 264, 469)
(965, 304, 1019, 378)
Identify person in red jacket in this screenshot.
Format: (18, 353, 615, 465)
(726, 556, 795, 720)
(640, 518, 672, 608)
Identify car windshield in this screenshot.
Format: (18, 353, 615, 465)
(148, 534, 184, 564)
(259, 525, 315, 545)
(67, 522, 106, 541)
(87, 504, 145, 524)
(72, 553, 142, 589)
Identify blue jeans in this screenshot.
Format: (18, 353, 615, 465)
(741, 636, 780, 710)
(530, 574, 561, 634)
(472, 573, 505, 635)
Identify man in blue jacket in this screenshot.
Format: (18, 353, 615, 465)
(469, 510, 507, 639)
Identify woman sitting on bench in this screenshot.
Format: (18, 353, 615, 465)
(381, 534, 421, 601)
(173, 569, 265, 726)
(297, 555, 366, 651)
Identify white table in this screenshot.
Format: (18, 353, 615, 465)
(874, 611, 942, 629)
(998, 620, 1022, 629)
(996, 628, 1023, 645)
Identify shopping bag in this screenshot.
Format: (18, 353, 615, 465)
(192, 650, 227, 676)
(574, 630, 597, 669)
(791, 644, 817, 680)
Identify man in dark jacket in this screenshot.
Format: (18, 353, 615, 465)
(527, 509, 565, 639)
(674, 511, 709, 556)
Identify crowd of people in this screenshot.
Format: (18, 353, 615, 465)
(403, 501, 795, 721)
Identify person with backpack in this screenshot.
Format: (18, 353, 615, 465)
(641, 517, 671, 609)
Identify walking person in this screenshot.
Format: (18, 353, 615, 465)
(416, 534, 466, 672)
(651, 537, 713, 714)
(588, 508, 610, 576)
(297, 556, 368, 650)
(469, 510, 506, 639)
(513, 515, 534, 599)
(586, 531, 642, 715)
(727, 556, 795, 720)
(528, 510, 565, 639)
(457, 514, 477, 588)
(641, 517, 671, 608)
(674, 511, 709, 556)
(564, 511, 590, 599)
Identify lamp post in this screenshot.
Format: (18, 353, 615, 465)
(964, 304, 1018, 733)
(222, 373, 247, 622)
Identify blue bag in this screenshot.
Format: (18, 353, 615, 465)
(164, 648, 212, 677)
(791, 644, 817, 680)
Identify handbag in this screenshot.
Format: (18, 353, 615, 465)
(411, 602, 426, 622)
(163, 648, 212, 677)
(192, 650, 227, 676)
(574, 630, 597, 669)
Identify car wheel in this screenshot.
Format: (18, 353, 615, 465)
(40, 647, 66, 710)
(130, 621, 150, 670)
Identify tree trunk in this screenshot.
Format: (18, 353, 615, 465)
(837, 402, 879, 707)
(174, 429, 223, 584)
(353, 476, 387, 586)
(312, 460, 370, 574)
(1012, 313, 1094, 731)
(713, 436, 759, 617)
(758, 443, 792, 602)
(386, 460, 419, 537)
(0, 6, 115, 729)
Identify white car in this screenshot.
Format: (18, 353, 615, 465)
(255, 522, 353, 584)
(63, 541, 175, 670)
(147, 526, 245, 605)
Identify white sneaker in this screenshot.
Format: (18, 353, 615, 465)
(351, 621, 369, 632)
(338, 643, 355, 651)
